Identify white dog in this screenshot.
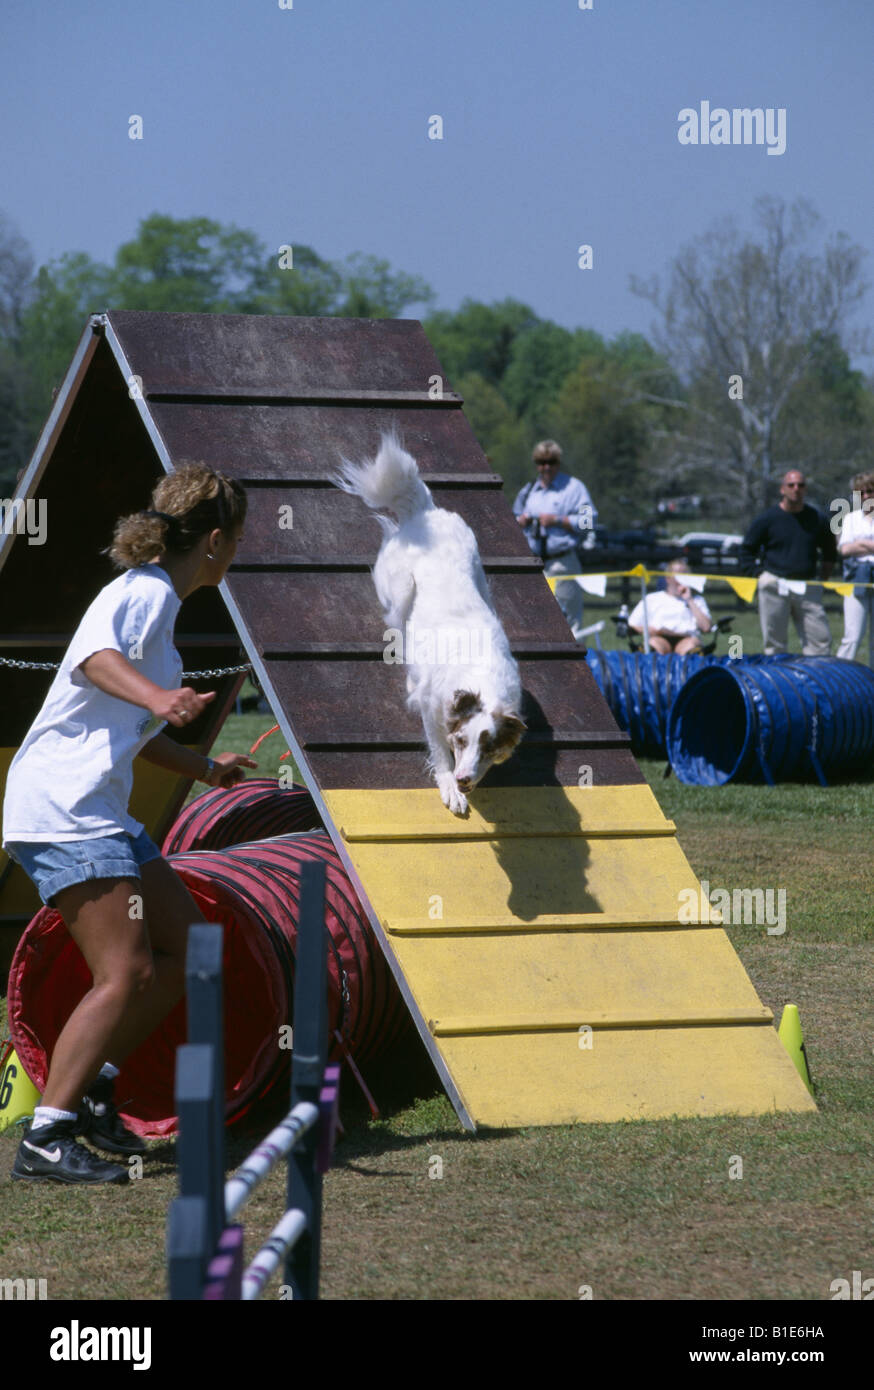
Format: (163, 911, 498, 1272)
(333, 432, 525, 814)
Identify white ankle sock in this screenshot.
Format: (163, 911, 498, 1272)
(31, 1105, 78, 1130)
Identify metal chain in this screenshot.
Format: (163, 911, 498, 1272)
(0, 657, 253, 678)
(181, 664, 253, 679)
(0, 658, 60, 671)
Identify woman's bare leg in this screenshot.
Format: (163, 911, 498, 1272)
(41, 877, 155, 1112)
(98, 855, 201, 1063)
(41, 858, 204, 1112)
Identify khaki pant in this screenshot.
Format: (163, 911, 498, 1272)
(757, 571, 831, 656)
(545, 550, 585, 640)
(836, 588, 874, 661)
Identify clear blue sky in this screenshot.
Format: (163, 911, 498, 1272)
(2, 0, 872, 361)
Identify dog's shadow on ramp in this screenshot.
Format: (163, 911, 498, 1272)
(470, 690, 600, 924)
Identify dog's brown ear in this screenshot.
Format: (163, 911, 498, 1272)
(448, 689, 483, 730)
(494, 712, 526, 753)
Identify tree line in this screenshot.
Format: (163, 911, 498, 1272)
(1, 196, 870, 524)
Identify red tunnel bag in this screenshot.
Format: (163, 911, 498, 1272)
(7, 830, 409, 1137)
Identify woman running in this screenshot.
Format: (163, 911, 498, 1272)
(3, 462, 256, 1184)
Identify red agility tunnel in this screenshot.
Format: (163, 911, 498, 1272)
(7, 830, 410, 1137)
(161, 777, 322, 853)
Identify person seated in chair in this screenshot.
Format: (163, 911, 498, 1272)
(628, 560, 712, 654)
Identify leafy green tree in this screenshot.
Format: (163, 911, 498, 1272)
(0, 214, 36, 488)
(249, 245, 342, 317)
(454, 371, 534, 491)
(18, 252, 114, 442)
(545, 358, 654, 525)
(779, 331, 872, 500)
(9, 214, 438, 460)
(501, 323, 604, 429)
(335, 253, 434, 318)
(111, 214, 269, 311)
(0, 344, 32, 491)
(425, 298, 539, 388)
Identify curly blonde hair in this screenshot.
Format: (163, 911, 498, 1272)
(108, 462, 247, 570)
(851, 470, 874, 499)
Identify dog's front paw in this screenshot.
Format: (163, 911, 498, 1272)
(437, 773, 468, 817)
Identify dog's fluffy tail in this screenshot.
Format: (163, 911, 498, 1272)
(333, 431, 434, 526)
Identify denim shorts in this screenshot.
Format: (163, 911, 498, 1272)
(4, 829, 162, 908)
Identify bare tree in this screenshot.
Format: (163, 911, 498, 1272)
(0, 213, 35, 346)
(630, 197, 869, 509)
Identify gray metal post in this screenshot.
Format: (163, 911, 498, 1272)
(185, 924, 226, 1249)
(167, 1194, 211, 1300)
(175, 1043, 223, 1264)
(285, 859, 328, 1300)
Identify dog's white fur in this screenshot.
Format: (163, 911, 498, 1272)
(333, 432, 525, 814)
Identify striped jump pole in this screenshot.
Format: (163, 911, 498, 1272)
(167, 860, 339, 1300)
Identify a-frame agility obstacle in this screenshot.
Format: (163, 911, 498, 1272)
(0, 311, 815, 1129)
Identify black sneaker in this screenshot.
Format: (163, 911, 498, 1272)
(78, 1075, 146, 1157)
(12, 1120, 129, 1185)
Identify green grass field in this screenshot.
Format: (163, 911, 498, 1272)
(1, 680, 872, 1302)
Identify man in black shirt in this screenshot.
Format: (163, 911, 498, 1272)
(739, 470, 837, 654)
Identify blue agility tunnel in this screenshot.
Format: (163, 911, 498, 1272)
(665, 656, 874, 785)
(585, 651, 709, 758)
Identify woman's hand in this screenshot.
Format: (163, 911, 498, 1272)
(203, 752, 259, 788)
(149, 686, 217, 728)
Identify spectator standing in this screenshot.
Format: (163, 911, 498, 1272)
(513, 440, 597, 641)
(738, 469, 836, 655)
(835, 471, 874, 661)
(628, 560, 712, 655)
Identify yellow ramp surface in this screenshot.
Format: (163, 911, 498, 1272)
(323, 785, 816, 1128)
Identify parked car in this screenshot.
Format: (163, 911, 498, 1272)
(577, 525, 679, 570)
(656, 494, 702, 519)
(677, 531, 744, 571)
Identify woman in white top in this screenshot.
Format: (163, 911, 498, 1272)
(628, 559, 712, 655)
(836, 471, 874, 661)
(3, 463, 256, 1185)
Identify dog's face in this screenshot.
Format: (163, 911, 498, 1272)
(446, 690, 526, 791)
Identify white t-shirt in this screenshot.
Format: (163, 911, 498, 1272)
(839, 506, 874, 565)
(2, 565, 182, 843)
(629, 589, 711, 637)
